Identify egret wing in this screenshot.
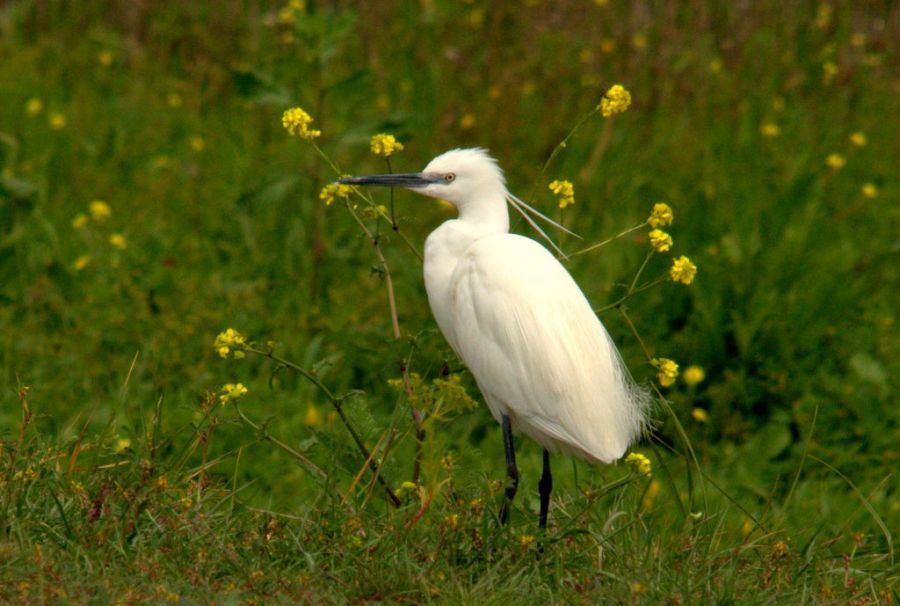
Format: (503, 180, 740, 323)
(448, 234, 646, 463)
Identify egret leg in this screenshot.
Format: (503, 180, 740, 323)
(498, 414, 518, 525)
(538, 449, 552, 529)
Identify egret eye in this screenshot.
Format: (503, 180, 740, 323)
(445, 173, 456, 182)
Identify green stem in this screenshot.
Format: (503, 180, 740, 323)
(573, 222, 647, 257)
(528, 107, 600, 202)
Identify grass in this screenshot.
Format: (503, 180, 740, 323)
(1, 0, 898, 603)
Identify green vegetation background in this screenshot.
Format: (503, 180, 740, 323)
(0, 1, 897, 603)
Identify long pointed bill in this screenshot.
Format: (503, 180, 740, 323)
(337, 173, 441, 188)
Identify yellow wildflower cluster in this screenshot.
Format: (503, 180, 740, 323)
(219, 383, 248, 405)
(691, 408, 709, 423)
(72, 213, 88, 229)
(370, 133, 404, 158)
(625, 452, 652, 476)
(395, 480, 418, 498)
(649, 229, 673, 253)
(861, 183, 878, 199)
(282, 107, 321, 139)
(113, 437, 131, 454)
(825, 153, 845, 171)
(214, 328, 247, 359)
(361, 204, 388, 220)
(90, 200, 112, 221)
(682, 365, 705, 386)
(647, 202, 673, 228)
(760, 123, 781, 138)
(670, 256, 697, 285)
(73, 255, 91, 271)
(49, 113, 67, 130)
(109, 233, 127, 250)
(26, 98, 43, 116)
(277, 0, 306, 24)
(304, 403, 319, 426)
(519, 534, 536, 548)
(548, 179, 575, 208)
(849, 132, 867, 147)
(655, 358, 679, 387)
(600, 84, 631, 117)
(319, 183, 352, 206)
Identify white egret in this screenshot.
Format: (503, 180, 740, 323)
(339, 148, 649, 527)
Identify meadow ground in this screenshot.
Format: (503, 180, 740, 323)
(0, 1, 898, 604)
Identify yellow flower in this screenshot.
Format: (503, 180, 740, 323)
(370, 133, 404, 158)
(655, 358, 679, 387)
(304, 403, 319, 426)
(190, 136, 205, 152)
(395, 481, 418, 497)
(71, 213, 88, 229)
(599, 84, 631, 117)
(772, 540, 789, 558)
(444, 514, 459, 529)
(113, 437, 131, 453)
(73, 255, 91, 271)
(98, 50, 113, 66)
(861, 182, 878, 199)
(625, 452, 652, 476)
(519, 534, 536, 548)
(109, 233, 127, 250)
(319, 182, 352, 206)
(814, 3, 832, 29)
(641, 479, 660, 511)
(219, 383, 248, 405)
(760, 123, 781, 138)
(89, 200, 112, 221)
(26, 98, 43, 116)
(548, 179, 575, 209)
(361, 204, 388, 220)
(649, 229, 673, 253)
(214, 328, 247, 359)
(849, 132, 867, 147)
(825, 153, 845, 171)
(459, 113, 476, 130)
(282, 107, 321, 139)
(670, 256, 697, 285)
(49, 112, 67, 130)
(648, 202, 673, 227)
(691, 408, 709, 423)
(683, 365, 706, 386)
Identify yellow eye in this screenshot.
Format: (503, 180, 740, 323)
(445, 173, 456, 182)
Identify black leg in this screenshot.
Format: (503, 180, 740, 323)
(538, 449, 552, 529)
(498, 414, 519, 525)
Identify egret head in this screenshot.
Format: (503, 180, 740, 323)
(337, 148, 507, 208)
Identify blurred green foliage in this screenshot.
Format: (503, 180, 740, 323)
(0, 0, 897, 603)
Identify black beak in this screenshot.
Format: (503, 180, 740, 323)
(336, 172, 441, 188)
